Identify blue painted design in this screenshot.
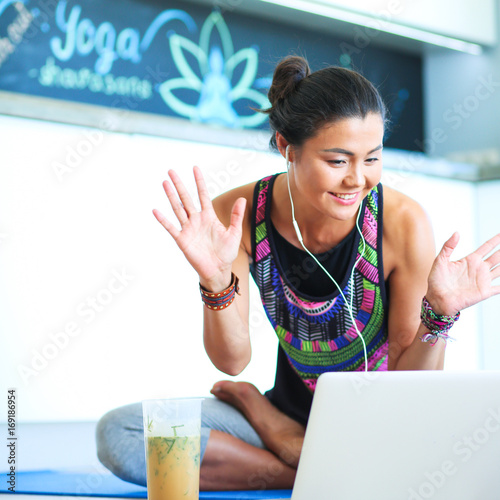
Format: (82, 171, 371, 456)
(0, 0, 22, 17)
(158, 10, 269, 128)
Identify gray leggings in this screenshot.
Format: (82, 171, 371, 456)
(95, 397, 266, 486)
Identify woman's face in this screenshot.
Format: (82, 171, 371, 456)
(290, 113, 384, 224)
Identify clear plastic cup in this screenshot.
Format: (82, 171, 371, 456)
(142, 398, 203, 500)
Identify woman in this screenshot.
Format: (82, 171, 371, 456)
(96, 56, 500, 490)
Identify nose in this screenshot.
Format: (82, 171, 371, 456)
(344, 162, 364, 188)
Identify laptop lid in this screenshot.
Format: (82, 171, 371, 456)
(291, 370, 500, 500)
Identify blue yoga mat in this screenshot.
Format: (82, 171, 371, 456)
(0, 469, 292, 499)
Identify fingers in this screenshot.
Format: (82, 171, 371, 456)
(193, 165, 213, 211)
(485, 248, 500, 270)
(438, 231, 460, 261)
(162, 178, 189, 226)
(228, 197, 247, 237)
(163, 167, 213, 223)
(475, 233, 500, 259)
(167, 169, 197, 216)
(152, 208, 180, 239)
(491, 263, 500, 280)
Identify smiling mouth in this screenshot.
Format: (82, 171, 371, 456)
(330, 192, 358, 200)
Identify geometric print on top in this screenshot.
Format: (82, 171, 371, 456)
(251, 174, 389, 393)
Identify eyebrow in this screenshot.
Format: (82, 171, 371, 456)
(321, 144, 383, 155)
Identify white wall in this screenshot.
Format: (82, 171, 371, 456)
(476, 181, 500, 369)
(326, 0, 497, 44)
(0, 114, 489, 422)
(0, 115, 282, 422)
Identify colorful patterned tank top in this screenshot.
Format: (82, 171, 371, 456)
(251, 174, 389, 393)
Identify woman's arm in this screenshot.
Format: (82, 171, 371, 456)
(385, 189, 500, 371)
(201, 191, 254, 375)
(200, 245, 252, 376)
(384, 191, 444, 370)
(153, 167, 255, 376)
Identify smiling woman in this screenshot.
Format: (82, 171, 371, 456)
(95, 55, 500, 491)
(280, 113, 384, 240)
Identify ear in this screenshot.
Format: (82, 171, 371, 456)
(276, 132, 291, 161)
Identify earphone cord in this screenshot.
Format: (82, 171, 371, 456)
(286, 159, 369, 372)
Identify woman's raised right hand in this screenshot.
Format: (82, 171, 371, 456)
(152, 166, 247, 290)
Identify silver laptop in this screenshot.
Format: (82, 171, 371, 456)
(292, 370, 500, 500)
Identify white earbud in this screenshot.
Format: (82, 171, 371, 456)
(284, 144, 368, 371)
(285, 145, 304, 243)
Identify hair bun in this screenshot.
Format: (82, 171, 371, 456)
(268, 56, 311, 106)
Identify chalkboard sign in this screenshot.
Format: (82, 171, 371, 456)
(0, 0, 423, 150)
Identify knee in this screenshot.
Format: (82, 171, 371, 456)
(95, 403, 146, 486)
(95, 407, 123, 470)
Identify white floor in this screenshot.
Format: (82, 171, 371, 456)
(0, 421, 119, 498)
(0, 421, 103, 470)
(0, 422, 290, 499)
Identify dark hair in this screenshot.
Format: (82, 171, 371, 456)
(262, 56, 388, 150)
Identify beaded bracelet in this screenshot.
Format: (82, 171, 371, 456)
(199, 273, 240, 311)
(419, 296, 460, 346)
(420, 331, 454, 346)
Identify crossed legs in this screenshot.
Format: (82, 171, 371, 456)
(96, 382, 305, 490)
(201, 381, 305, 489)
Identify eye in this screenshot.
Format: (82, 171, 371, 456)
(365, 158, 379, 164)
(327, 159, 346, 166)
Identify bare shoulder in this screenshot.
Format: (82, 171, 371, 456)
(211, 180, 258, 254)
(383, 185, 430, 229)
(382, 185, 435, 273)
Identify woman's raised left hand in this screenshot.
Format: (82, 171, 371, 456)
(426, 232, 500, 316)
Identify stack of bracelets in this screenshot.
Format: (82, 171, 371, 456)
(420, 296, 460, 346)
(200, 273, 240, 310)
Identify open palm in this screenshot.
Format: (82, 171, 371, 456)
(427, 232, 500, 315)
(152, 166, 246, 283)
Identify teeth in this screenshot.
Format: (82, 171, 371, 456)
(333, 193, 357, 200)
